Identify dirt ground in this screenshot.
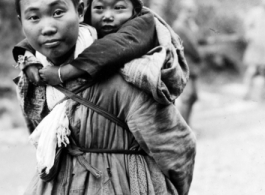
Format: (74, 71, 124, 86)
(1, 81, 265, 195)
(189, 82, 265, 195)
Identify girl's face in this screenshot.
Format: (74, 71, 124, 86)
(20, 0, 83, 65)
(90, 0, 134, 38)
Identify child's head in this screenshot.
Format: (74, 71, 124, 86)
(16, 0, 84, 65)
(84, 0, 143, 38)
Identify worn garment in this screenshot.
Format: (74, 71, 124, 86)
(21, 73, 195, 195)
(15, 58, 196, 193)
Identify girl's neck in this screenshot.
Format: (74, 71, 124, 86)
(49, 46, 75, 66)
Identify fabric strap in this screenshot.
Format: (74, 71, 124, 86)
(54, 84, 129, 130)
(66, 137, 146, 179)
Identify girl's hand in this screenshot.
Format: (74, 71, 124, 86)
(39, 66, 61, 85)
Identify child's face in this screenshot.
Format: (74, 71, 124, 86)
(90, 0, 134, 38)
(20, 0, 83, 64)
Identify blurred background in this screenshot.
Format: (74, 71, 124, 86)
(1, 0, 265, 194)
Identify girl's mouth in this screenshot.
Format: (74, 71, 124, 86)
(43, 40, 61, 48)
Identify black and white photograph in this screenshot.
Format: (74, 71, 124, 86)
(0, 0, 265, 194)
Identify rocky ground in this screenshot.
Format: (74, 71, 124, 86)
(1, 80, 265, 195)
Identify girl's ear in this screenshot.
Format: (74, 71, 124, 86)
(77, 2, 85, 23)
(17, 15, 21, 22)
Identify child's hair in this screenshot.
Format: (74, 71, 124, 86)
(15, 0, 81, 17)
(130, 0, 144, 13)
(84, 0, 143, 24)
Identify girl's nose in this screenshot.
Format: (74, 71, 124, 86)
(41, 18, 57, 36)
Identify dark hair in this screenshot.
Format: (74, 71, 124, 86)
(15, 0, 80, 17)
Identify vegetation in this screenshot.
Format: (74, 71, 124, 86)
(0, 0, 23, 79)
(0, 1, 25, 129)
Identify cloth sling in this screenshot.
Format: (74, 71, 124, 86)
(40, 84, 146, 182)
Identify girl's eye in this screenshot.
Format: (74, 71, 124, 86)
(54, 10, 64, 17)
(28, 15, 39, 21)
(94, 6, 104, 10)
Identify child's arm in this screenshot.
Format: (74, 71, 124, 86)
(13, 10, 156, 85)
(67, 9, 156, 80)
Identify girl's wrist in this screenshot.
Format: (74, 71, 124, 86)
(60, 64, 71, 82)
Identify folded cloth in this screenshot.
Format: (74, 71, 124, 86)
(29, 100, 70, 174)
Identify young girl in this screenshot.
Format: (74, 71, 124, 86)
(15, 0, 196, 194)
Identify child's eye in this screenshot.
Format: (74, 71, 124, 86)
(53, 10, 64, 17)
(115, 6, 126, 10)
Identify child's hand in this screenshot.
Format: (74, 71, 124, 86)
(24, 64, 45, 86)
(39, 66, 61, 86)
(18, 51, 44, 86)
